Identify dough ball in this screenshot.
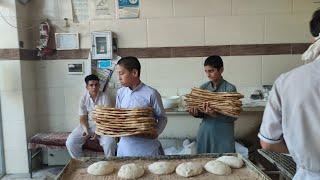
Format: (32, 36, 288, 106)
(148, 161, 176, 175)
(87, 161, 114, 176)
(216, 156, 244, 168)
(204, 160, 231, 175)
(118, 163, 144, 179)
(175, 162, 203, 177)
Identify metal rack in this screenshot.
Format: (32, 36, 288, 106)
(258, 149, 296, 179)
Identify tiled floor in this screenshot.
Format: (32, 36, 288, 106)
(1, 166, 64, 180)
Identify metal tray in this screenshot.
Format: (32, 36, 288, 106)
(56, 153, 271, 180)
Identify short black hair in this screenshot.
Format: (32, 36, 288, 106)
(117, 56, 141, 76)
(310, 9, 320, 37)
(85, 74, 99, 85)
(204, 55, 223, 70)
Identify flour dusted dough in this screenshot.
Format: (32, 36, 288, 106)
(216, 156, 244, 168)
(175, 162, 203, 177)
(148, 161, 176, 175)
(87, 161, 114, 176)
(204, 160, 232, 175)
(118, 163, 144, 179)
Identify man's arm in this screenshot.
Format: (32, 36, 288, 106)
(258, 79, 286, 153)
(260, 140, 289, 153)
(79, 94, 90, 138)
(80, 115, 90, 137)
(151, 91, 167, 136)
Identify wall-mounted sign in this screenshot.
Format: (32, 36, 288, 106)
(116, 0, 140, 19)
(98, 60, 112, 69)
(91, 31, 114, 59)
(68, 62, 84, 75)
(55, 33, 80, 50)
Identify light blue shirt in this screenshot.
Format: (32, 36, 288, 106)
(116, 82, 167, 157)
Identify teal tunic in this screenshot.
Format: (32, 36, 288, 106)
(196, 79, 237, 153)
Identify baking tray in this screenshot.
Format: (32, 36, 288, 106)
(56, 153, 271, 180)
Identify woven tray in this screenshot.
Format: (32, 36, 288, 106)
(56, 153, 271, 180)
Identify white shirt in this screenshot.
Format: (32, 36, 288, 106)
(258, 58, 320, 180)
(79, 90, 111, 122)
(116, 82, 167, 157)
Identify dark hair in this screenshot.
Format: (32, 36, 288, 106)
(85, 74, 99, 85)
(204, 55, 223, 70)
(117, 56, 141, 76)
(310, 9, 320, 37)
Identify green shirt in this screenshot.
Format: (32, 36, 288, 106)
(197, 78, 237, 153)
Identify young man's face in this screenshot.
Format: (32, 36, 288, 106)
(86, 80, 100, 95)
(204, 65, 223, 82)
(116, 65, 138, 87)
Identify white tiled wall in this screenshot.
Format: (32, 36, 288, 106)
(262, 55, 304, 85)
(0, 2, 19, 49)
(10, 0, 317, 138)
(293, 0, 320, 13)
(265, 13, 311, 43)
(90, 19, 147, 48)
(0, 60, 29, 174)
(174, 0, 232, 17)
(141, 0, 173, 18)
(147, 17, 205, 47)
(144, 57, 204, 88)
(23, 0, 318, 48)
(223, 56, 263, 87)
(1, 1, 319, 173)
(205, 15, 265, 45)
(232, 0, 292, 15)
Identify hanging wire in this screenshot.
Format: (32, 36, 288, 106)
(0, 9, 34, 30)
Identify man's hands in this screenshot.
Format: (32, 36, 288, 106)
(202, 102, 218, 117)
(188, 107, 199, 116)
(188, 102, 218, 117)
(82, 127, 99, 141)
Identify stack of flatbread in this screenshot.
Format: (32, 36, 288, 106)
(92, 106, 157, 137)
(185, 88, 244, 118)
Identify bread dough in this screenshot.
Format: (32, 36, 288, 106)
(118, 163, 144, 179)
(148, 161, 176, 175)
(204, 160, 231, 175)
(216, 156, 244, 168)
(175, 162, 203, 177)
(87, 161, 114, 176)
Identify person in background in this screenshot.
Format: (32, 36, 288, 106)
(66, 74, 116, 158)
(258, 9, 320, 180)
(115, 56, 167, 157)
(189, 55, 237, 153)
